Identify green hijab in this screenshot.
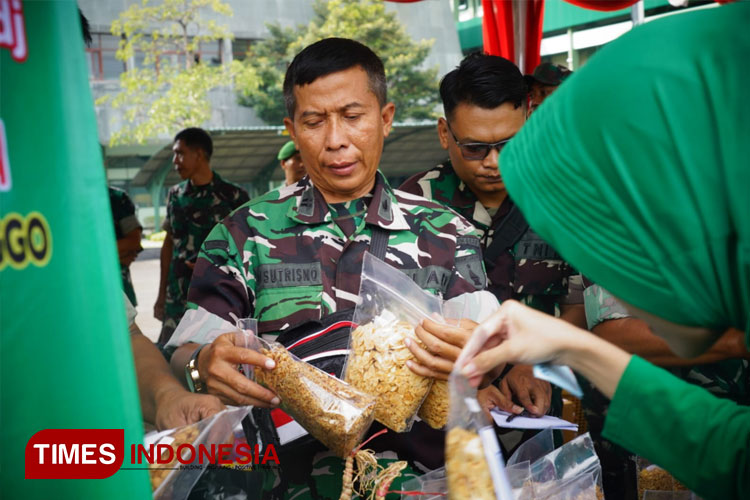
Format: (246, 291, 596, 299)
(501, 2, 750, 342)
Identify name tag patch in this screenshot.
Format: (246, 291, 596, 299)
(257, 262, 323, 290)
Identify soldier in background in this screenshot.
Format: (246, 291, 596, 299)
(109, 185, 143, 306)
(154, 128, 249, 344)
(400, 53, 585, 453)
(524, 62, 572, 115)
(277, 140, 306, 186)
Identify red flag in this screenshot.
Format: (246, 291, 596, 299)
(482, 0, 543, 74)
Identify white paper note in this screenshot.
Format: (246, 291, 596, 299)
(491, 409, 578, 431)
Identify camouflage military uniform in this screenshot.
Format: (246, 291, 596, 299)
(585, 284, 750, 403)
(582, 283, 750, 500)
(181, 172, 487, 498)
(400, 162, 575, 454)
(159, 172, 249, 343)
(399, 161, 574, 315)
(109, 186, 142, 306)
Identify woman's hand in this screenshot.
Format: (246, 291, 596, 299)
(459, 300, 631, 399)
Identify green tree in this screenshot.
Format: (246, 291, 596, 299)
(237, 0, 439, 125)
(98, 0, 258, 145)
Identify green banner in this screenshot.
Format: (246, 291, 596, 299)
(0, 1, 150, 498)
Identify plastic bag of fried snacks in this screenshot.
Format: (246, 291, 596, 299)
(419, 379, 449, 429)
(345, 253, 440, 432)
(253, 339, 376, 458)
(146, 406, 251, 500)
(445, 373, 513, 500)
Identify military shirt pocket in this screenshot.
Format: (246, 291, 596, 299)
(512, 229, 570, 296)
(254, 263, 324, 335)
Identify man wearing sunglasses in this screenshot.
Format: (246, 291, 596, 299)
(401, 53, 584, 450)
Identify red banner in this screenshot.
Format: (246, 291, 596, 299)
(25, 429, 125, 479)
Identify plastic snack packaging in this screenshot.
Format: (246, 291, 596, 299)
(445, 373, 514, 500)
(250, 336, 376, 458)
(344, 253, 438, 432)
(147, 406, 251, 500)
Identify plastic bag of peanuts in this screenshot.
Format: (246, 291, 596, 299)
(445, 373, 514, 500)
(251, 338, 377, 458)
(344, 253, 442, 432)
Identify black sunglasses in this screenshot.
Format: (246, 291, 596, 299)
(446, 122, 514, 161)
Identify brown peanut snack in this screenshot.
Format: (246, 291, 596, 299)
(445, 427, 496, 500)
(419, 379, 449, 429)
(256, 343, 376, 458)
(345, 319, 433, 432)
(148, 424, 201, 491)
(638, 466, 675, 499)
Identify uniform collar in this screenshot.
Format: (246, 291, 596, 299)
(433, 162, 512, 230)
(289, 171, 410, 230)
(184, 170, 221, 194)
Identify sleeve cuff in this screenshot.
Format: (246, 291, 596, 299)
(119, 214, 142, 236)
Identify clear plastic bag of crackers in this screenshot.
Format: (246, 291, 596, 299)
(146, 406, 251, 500)
(344, 252, 439, 432)
(245, 330, 376, 458)
(445, 373, 515, 500)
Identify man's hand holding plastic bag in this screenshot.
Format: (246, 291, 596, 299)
(154, 389, 225, 431)
(195, 332, 281, 407)
(168, 308, 281, 408)
(405, 316, 478, 380)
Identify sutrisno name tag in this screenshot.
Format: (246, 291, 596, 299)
(256, 262, 323, 290)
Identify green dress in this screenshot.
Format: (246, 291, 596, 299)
(499, 2, 750, 498)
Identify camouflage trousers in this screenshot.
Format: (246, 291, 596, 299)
(158, 295, 186, 345)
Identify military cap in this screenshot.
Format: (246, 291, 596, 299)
(277, 141, 298, 161)
(525, 63, 572, 87)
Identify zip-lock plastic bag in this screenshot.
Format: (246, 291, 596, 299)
(507, 429, 555, 467)
(400, 466, 448, 500)
(344, 252, 438, 432)
(527, 433, 603, 499)
(533, 467, 601, 500)
(445, 373, 514, 500)
(250, 336, 376, 458)
(146, 406, 252, 500)
(417, 297, 469, 430)
(637, 457, 698, 500)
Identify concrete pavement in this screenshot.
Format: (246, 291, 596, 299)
(130, 247, 163, 342)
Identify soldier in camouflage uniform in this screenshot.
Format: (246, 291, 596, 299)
(169, 39, 490, 499)
(155, 128, 249, 344)
(400, 55, 583, 453)
(108, 186, 142, 306)
(582, 282, 750, 500)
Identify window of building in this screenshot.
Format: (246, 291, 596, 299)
(232, 38, 252, 61)
(86, 33, 125, 81)
(133, 37, 223, 71)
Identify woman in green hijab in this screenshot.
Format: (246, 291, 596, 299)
(459, 3, 750, 499)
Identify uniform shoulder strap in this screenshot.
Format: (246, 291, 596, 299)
(369, 225, 390, 261)
(483, 204, 529, 264)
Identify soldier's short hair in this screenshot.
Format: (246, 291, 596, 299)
(174, 127, 213, 160)
(440, 53, 526, 121)
(283, 38, 387, 118)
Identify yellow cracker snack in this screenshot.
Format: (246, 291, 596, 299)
(419, 379, 449, 430)
(345, 313, 433, 432)
(445, 427, 496, 500)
